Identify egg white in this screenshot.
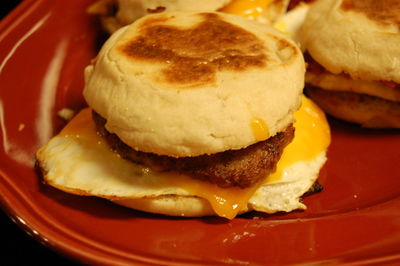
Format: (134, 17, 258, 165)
(37, 121, 326, 215)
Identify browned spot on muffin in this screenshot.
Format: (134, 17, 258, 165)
(341, 0, 400, 28)
(119, 13, 267, 87)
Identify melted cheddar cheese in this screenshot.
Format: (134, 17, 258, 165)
(221, 0, 273, 20)
(250, 118, 270, 141)
(265, 96, 330, 183)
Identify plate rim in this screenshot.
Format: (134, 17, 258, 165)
(0, 0, 399, 265)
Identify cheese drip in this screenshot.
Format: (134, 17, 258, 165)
(56, 96, 329, 219)
(250, 118, 270, 141)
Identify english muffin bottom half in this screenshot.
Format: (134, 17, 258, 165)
(302, 0, 400, 128)
(36, 11, 330, 219)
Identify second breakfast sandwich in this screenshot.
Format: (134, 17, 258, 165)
(36, 11, 330, 219)
(302, 0, 400, 128)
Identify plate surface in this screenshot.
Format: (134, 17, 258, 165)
(0, 0, 399, 264)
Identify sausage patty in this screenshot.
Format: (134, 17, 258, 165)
(93, 111, 294, 188)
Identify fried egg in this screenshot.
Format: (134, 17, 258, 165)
(37, 96, 330, 219)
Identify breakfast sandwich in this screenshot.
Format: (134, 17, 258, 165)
(87, 0, 290, 33)
(302, 0, 400, 128)
(36, 11, 330, 219)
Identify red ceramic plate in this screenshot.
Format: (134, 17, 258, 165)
(1, 0, 399, 264)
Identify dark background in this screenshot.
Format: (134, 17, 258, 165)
(1, 0, 22, 18)
(1, 1, 79, 265)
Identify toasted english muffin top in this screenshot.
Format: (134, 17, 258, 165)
(84, 12, 304, 156)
